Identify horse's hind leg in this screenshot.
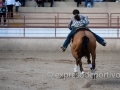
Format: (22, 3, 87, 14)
(78, 58, 84, 74)
(86, 54, 92, 70)
(91, 51, 96, 70)
(91, 51, 96, 79)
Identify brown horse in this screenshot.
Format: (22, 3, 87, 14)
(71, 28, 97, 79)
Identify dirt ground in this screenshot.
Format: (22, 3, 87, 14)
(0, 50, 120, 90)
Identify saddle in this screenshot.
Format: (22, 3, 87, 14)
(75, 27, 88, 33)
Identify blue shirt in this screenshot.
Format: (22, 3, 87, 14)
(68, 14, 89, 30)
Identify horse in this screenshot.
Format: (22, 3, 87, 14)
(71, 28, 97, 79)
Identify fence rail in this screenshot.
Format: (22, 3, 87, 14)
(0, 12, 120, 38)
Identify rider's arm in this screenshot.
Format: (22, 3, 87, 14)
(68, 17, 73, 30)
(80, 15, 89, 26)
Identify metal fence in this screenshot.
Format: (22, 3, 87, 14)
(0, 12, 120, 38)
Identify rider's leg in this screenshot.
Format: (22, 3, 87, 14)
(42, 0, 44, 7)
(86, 28, 106, 46)
(90, 31, 104, 44)
(77, 0, 82, 7)
(61, 28, 76, 51)
(50, 0, 53, 7)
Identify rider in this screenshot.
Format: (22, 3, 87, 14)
(61, 9, 107, 52)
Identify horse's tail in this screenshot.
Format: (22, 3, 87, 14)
(79, 36, 89, 58)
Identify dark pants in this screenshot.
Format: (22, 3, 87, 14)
(15, 6, 19, 12)
(19, 0, 25, 7)
(77, 0, 82, 7)
(62, 27, 104, 48)
(0, 13, 6, 24)
(42, 0, 53, 7)
(19, 0, 23, 6)
(36, 0, 42, 7)
(7, 5, 14, 18)
(74, 0, 82, 7)
(22, 0, 25, 7)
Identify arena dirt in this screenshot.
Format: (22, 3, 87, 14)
(0, 50, 120, 90)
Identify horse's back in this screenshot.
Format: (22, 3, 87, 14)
(84, 30, 96, 46)
(84, 30, 96, 51)
(73, 30, 96, 45)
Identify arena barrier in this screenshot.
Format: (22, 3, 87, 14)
(0, 12, 120, 51)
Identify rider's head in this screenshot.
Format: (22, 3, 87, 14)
(72, 9, 79, 15)
(73, 9, 80, 21)
(74, 15, 80, 21)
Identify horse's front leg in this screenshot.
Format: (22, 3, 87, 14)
(78, 59, 84, 73)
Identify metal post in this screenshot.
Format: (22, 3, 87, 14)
(24, 16, 25, 37)
(110, 13, 111, 28)
(55, 16, 56, 37)
(57, 13, 59, 26)
(117, 16, 119, 38)
(107, 13, 109, 28)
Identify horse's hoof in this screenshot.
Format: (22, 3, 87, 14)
(90, 68, 92, 70)
(80, 72, 87, 78)
(83, 73, 87, 78)
(74, 72, 78, 78)
(92, 75, 97, 79)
